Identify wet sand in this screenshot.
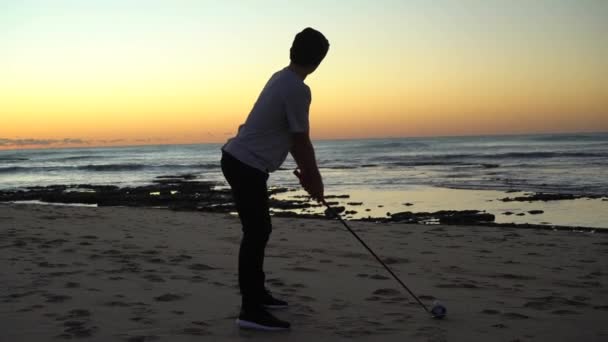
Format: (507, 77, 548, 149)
(1, 203, 607, 341)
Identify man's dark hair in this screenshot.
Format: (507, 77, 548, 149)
(290, 28, 330, 67)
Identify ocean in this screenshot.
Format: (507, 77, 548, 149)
(1, 132, 607, 228)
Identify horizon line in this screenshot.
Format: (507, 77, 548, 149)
(1, 130, 607, 152)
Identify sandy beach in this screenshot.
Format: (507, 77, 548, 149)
(1, 202, 607, 341)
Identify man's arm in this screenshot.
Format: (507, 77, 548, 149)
(290, 132, 324, 201)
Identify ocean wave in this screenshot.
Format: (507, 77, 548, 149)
(52, 155, 110, 161)
(490, 151, 606, 159)
(0, 157, 29, 162)
(0, 166, 29, 173)
(79, 163, 219, 171)
(363, 141, 428, 149)
(372, 151, 606, 165)
(388, 161, 468, 167)
(526, 133, 608, 142)
(0, 163, 220, 174)
(320, 165, 359, 170)
(78, 164, 146, 171)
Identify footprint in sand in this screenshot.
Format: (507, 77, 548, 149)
(44, 294, 72, 303)
(180, 327, 210, 336)
(56, 309, 91, 321)
(17, 304, 45, 313)
(503, 312, 529, 319)
(168, 254, 192, 263)
(57, 321, 98, 339)
(189, 275, 207, 283)
(65, 282, 80, 288)
(286, 266, 319, 272)
(146, 258, 165, 264)
(38, 261, 68, 268)
(154, 293, 185, 302)
(523, 295, 588, 310)
(127, 335, 159, 342)
(104, 301, 132, 307)
(369, 274, 390, 280)
(436, 283, 479, 289)
(188, 263, 217, 271)
(5, 291, 38, 302)
(446, 265, 464, 272)
(419, 295, 436, 301)
(372, 288, 401, 296)
(330, 302, 349, 311)
(267, 277, 285, 287)
(491, 273, 536, 281)
(297, 295, 315, 302)
(481, 309, 500, 315)
(552, 309, 579, 315)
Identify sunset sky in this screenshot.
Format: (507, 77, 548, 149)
(2, 0, 607, 149)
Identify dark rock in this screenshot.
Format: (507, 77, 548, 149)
(324, 206, 345, 218)
(437, 211, 495, 225)
(268, 187, 290, 195)
(188, 263, 216, 271)
(389, 211, 415, 222)
(500, 192, 603, 202)
(268, 199, 315, 210)
(528, 210, 544, 215)
(325, 194, 350, 199)
(154, 293, 182, 302)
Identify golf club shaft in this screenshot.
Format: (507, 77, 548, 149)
(322, 199, 430, 314)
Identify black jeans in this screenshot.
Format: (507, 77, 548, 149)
(221, 151, 271, 309)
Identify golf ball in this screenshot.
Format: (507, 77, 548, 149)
(431, 301, 447, 319)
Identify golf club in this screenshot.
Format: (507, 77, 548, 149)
(322, 200, 446, 319)
(293, 169, 446, 319)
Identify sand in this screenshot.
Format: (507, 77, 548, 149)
(1, 202, 607, 341)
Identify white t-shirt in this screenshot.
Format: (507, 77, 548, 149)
(222, 67, 311, 173)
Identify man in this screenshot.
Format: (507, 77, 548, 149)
(221, 27, 329, 331)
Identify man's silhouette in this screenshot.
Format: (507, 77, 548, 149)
(221, 27, 329, 330)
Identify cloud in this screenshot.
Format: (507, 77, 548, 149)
(95, 139, 125, 144)
(0, 138, 90, 147)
